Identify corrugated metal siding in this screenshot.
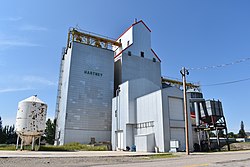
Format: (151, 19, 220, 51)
(55, 46, 73, 145)
(121, 53, 161, 87)
(169, 97, 184, 121)
(57, 42, 114, 144)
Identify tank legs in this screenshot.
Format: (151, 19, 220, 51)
(31, 136, 35, 151)
(38, 137, 41, 150)
(16, 135, 20, 150)
(20, 138, 24, 151)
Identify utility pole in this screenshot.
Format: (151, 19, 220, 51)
(180, 67, 190, 155)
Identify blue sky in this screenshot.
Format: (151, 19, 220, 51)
(0, 0, 249, 133)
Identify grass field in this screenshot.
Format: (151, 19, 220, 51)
(0, 142, 108, 151)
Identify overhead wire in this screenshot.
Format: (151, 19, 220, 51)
(201, 77, 250, 87)
(184, 57, 250, 86)
(187, 57, 250, 70)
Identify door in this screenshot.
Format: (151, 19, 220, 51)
(116, 131, 123, 151)
(169, 97, 184, 120)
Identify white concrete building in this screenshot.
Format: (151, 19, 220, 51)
(111, 20, 193, 152)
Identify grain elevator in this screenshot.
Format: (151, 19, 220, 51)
(55, 29, 120, 145)
(55, 20, 228, 152)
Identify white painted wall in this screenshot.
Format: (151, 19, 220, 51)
(111, 79, 160, 151)
(136, 90, 165, 152)
(135, 133, 155, 152)
(114, 21, 160, 64)
(114, 27, 133, 55)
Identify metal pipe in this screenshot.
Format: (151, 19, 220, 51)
(115, 87, 120, 150)
(16, 135, 19, 150)
(38, 137, 41, 150)
(197, 131, 201, 151)
(216, 128, 221, 151)
(207, 131, 211, 151)
(223, 116, 230, 151)
(20, 138, 23, 151)
(181, 67, 190, 155)
(189, 98, 205, 102)
(194, 102, 200, 126)
(225, 126, 230, 151)
(31, 136, 35, 151)
(115, 87, 120, 130)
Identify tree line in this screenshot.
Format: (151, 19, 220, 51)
(207, 121, 247, 138)
(0, 116, 55, 145)
(0, 117, 17, 144)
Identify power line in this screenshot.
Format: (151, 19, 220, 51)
(202, 77, 250, 87)
(187, 57, 250, 70)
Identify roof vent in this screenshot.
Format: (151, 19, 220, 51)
(134, 18, 137, 23)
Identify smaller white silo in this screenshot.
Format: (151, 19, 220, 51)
(15, 95, 47, 150)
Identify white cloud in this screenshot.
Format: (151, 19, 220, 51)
(0, 17, 23, 21)
(20, 25, 48, 31)
(0, 31, 42, 49)
(0, 87, 33, 93)
(0, 75, 56, 88)
(22, 76, 57, 86)
(0, 40, 41, 47)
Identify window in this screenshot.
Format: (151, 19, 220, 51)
(128, 51, 131, 56)
(141, 51, 144, 57)
(119, 39, 121, 43)
(153, 58, 156, 62)
(127, 40, 130, 46)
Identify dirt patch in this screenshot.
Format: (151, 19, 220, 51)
(222, 142, 250, 151)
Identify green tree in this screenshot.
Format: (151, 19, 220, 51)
(6, 125, 17, 144)
(228, 132, 237, 138)
(1, 126, 8, 144)
(0, 117, 17, 144)
(44, 119, 56, 145)
(218, 130, 225, 138)
(0, 116, 4, 144)
(238, 121, 247, 138)
(208, 131, 216, 137)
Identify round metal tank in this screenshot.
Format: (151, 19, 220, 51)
(15, 95, 47, 137)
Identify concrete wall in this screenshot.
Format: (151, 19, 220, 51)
(56, 42, 114, 145)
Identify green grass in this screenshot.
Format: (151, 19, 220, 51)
(39, 142, 108, 151)
(144, 153, 177, 159)
(0, 144, 16, 151)
(0, 142, 108, 151)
